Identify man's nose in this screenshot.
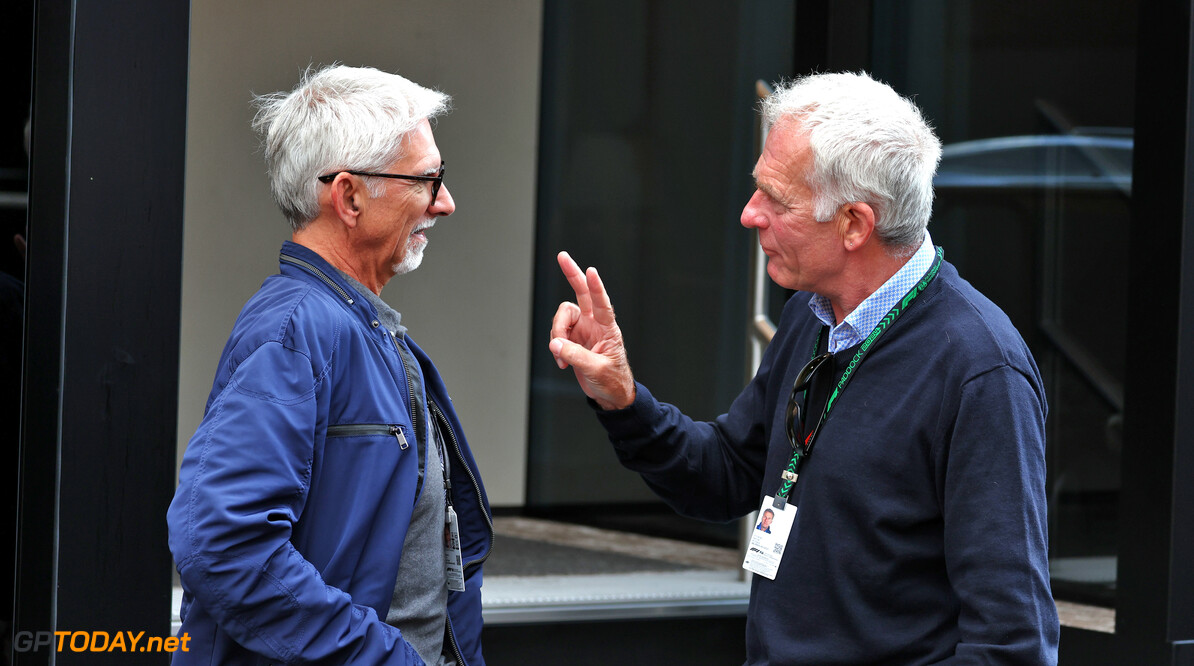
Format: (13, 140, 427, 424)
(740, 190, 767, 229)
(431, 183, 456, 216)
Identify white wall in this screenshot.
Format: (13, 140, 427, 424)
(179, 0, 542, 506)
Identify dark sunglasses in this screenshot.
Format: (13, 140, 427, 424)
(784, 352, 834, 453)
(317, 160, 446, 204)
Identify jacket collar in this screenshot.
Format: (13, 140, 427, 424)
(278, 240, 381, 321)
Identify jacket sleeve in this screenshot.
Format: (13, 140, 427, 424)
(167, 341, 424, 665)
(939, 364, 1059, 665)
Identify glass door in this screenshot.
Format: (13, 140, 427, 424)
(865, 0, 1137, 609)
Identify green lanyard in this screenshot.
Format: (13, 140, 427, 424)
(774, 246, 944, 506)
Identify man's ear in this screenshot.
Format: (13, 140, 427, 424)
(328, 173, 364, 227)
(839, 201, 876, 251)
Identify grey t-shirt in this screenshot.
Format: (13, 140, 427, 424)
(336, 271, 452, 665)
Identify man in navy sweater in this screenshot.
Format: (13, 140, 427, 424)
(548, 72, 1058, 664)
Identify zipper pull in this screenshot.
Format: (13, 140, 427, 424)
(391, 425, 409, 450)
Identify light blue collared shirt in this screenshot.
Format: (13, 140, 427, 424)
(808, 232, 936, 354)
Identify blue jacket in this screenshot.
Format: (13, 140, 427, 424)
(168, 241, 493, 665)
(597, 261, 1058, 664)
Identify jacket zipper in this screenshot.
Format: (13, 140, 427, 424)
(325, 424, 409, 449)
(279, 253, 356, 305)
(392, 333, 423, 448)
(445, 617, 465, 666)
(429, 399, 493, 666)
(392, 333, 426, 502)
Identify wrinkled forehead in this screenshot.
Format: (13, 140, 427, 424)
(758, 120, 815, 184)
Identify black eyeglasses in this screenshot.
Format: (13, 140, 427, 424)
(317, 161, 446, 204)
(785, 352, 834, 453)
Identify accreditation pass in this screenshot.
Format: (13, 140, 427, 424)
(742, 495, 796, 580)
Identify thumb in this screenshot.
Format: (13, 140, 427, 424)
(548, 337, 568, 369)
(550, 337, 599, 372)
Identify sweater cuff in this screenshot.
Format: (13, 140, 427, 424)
(592, 382, 657, 440)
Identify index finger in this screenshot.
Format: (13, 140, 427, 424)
(557, 251, 593, 315)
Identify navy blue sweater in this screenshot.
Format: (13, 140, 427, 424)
(597, 260, 1058, 665)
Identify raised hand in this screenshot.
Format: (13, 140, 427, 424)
(548, 251, 636, 410)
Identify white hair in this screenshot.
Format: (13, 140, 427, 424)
(761, 72, 941, 253)
(251, 64, 451, 230)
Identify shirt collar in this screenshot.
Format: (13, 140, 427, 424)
(334, 268, 407, 336)
(808, 232, 935, 354)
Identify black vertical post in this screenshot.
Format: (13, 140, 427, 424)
(1169, 0, 1194, 651)
(1116, 0, 1194, 664)
(13, 0, 73, 658)
(13, 0, 188, 663)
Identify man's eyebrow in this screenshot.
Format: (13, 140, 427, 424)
(754, 177, 784, 205)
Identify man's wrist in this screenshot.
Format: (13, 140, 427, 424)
(595, 383, 636, 411)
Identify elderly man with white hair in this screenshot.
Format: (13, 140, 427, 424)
(550, 71, 1059, 664)
(168, 64, 492, 665)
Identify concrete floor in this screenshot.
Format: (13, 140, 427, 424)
(172, 516, 751, 633)
(169, 515, 1113, 660)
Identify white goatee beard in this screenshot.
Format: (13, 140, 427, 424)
(392, 241, 425, 276)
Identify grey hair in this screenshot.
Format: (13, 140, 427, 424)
(251, 64, 451, 230)
(761, 72, 941, 253)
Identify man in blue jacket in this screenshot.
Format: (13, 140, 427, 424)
(548, 72, 1059, 664)
(168, 65, 492, 665)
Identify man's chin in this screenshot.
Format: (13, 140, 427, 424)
(392, 247, 425, 276)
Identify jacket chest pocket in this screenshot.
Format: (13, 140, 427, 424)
(322, 423, 425, 505)
(326, 423, 410, 449)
